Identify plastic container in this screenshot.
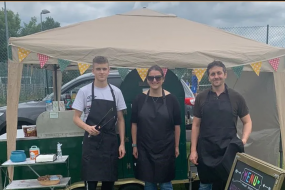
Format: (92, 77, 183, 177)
(10, 150, 26, 162)
(45, 100, 53, 112)
(64, 94, 72, 110)
(29, 145, 40, 160)
(22, 125, 37, 137)
(71, 92, 77, 102)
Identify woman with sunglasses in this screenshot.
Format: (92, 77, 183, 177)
(131, 65, 181, 190)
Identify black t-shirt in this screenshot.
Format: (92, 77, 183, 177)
(131, 93, 181, 125)
(194, 86, 249, 126)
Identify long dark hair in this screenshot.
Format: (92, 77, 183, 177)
(146, 65, 164, 77)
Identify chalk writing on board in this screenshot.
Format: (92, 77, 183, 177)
(228, 158, 276, 190)
(240, 168, 263, 190)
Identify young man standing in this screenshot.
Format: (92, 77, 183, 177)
(189, 61, 252, 190)
(72, 56, 127, 190)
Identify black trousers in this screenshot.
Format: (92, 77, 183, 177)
(84, 181, 115, 190)
(212, 180, 227, 190)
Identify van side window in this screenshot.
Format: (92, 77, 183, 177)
(61, 80, 94, 101)
(61, 76, 122, 101)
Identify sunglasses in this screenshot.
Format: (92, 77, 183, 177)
(147, 75, 163, 82)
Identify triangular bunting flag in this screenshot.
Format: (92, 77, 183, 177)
(18, 47, 30, 62)
(136, 68, 148, 81)
(58, 59, 71, 72)
(193, 68, 206, 82)
(268, 58, 280, 72)
(232, 66, 244, 78)
(162, 68, 168, 77)
(173, 68, 187, 79)
(78, 63, 90, 75)
(118, 68, 129, 81)
(250, 62, 262, 76)
(37, 53, 49, 68)
(8, 45, 12, 60)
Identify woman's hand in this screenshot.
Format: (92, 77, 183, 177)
(175, 147, 179, 158)
(118, 144, 126, 159)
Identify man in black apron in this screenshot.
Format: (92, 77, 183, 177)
(189, 61, 252, 190)
(72, 56, 127, 190)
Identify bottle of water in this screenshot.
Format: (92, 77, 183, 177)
(57, 142, 62, 160)
(45, 100, 53, 112)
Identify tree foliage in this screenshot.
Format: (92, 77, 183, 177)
(0, 8, 61, 62)
(0, 8, 21, 62)
(20, 16, 60, 36)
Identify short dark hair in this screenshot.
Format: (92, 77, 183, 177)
(206, 60, 226, 76)
(147, 65, 164, 77)
(93, 56, 109, 65)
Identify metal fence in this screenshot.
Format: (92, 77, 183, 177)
(0, 25, 285, 106)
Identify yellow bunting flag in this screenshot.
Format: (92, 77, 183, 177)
(136, 68, 148, 81)
(250, 62, 262, 76)
(193, 68, 207, 82)
(18, 47, 30, 63)
(78, 63, 91, 75)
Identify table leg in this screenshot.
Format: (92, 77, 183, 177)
(0, 167, 10, 190)
(65, 159, 71, 188)
(67, 159, 70, 186)
(67, 159, 69, 180)
(0, 167, 3, 190)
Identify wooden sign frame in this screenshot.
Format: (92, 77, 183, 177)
(225, 153, 285, 190)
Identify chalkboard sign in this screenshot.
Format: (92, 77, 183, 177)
(228, 160, 276, 190)
(225, 153, 285, 190)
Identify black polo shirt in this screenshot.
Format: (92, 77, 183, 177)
(193, 84, 249, 126)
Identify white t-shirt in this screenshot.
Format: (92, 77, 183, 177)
(72, 83, 127, 122)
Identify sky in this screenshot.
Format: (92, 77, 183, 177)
(3, 1, 285, 47)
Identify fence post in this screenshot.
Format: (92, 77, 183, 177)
(280, 133, 283, 168)
(266, 24, 269, 44)
(45, 69, 49, 95)
(4, 1, 9, 60)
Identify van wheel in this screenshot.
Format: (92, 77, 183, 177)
(119, 184, 144, 190)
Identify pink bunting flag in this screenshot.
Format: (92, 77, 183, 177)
(38, 53, 49, 68)
(162, 68, 168, 77)
(268, 58, 280, 72)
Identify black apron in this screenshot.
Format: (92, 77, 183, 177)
(81, 82, 118, 182)
(197, 88, 244, 184)
(135, 89, 176, 183)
